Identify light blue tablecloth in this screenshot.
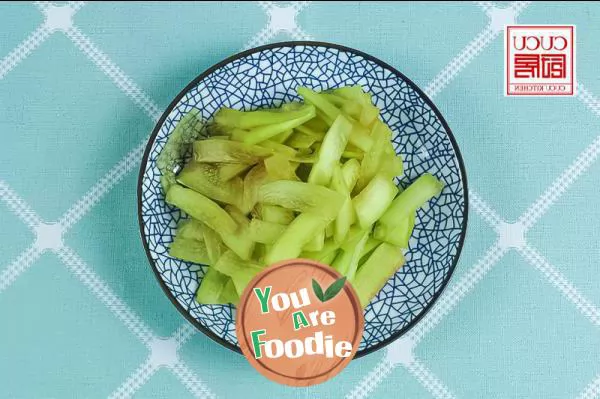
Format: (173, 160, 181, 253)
(2, 2, 600, 398)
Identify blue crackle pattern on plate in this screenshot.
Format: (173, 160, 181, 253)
(140, 44, 466, 353)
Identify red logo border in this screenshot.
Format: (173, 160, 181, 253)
(505, 25, 575, 97)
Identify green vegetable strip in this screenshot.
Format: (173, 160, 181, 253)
(332, 230, 368, 281)
(360, 103, 379, 126)
(214, 251, 265, 295)
(348, 124, 373, 152)
(303, 117, 329, 133)
(341, 150, 364, 160)
(291, 153, 317, 164)
(260, 205, 295, 225)
(232, 273, 259, 296)
(373, 212, 415, 248)
(340, 226, 368, 252)
(169, 237, 211, 265)
(346, 232, 370, 281)
(248, 219, 287, 244)
(176, 219, 204, 241)
(299, 87, 373, 151)
(301, 238, 340, 262)
(320, 250, 339, 265)
(304, 229, 325, 252)
(332, 86, 367, 102)
(355, 124, 389, 193)
(341, 158, 361, 192)
(353, 243, 405, 308)
(176, 162, 244, 208)
(258, 180, 343, 216)
(286, 131, 316, 149)
(272, 129, 294, 144)
(253, 243, 267, 263)
(320, 93, 346, 107)
(378, 173, 444, 226)
(380, 154, 403, 178)
(308, 114, 353, 186)
(158, 110, 204, 193)
(360, 237, 381, 259)
(213, 250, 264, 277)
(281, 102, 304, 111)
(264, 154, 298, 181)
(371, 120, 393, 142)
(352, 174, 398, 229)
(166, 185, 237, 236)
(202, 226, 225, 265)
(297, 87, 340, 122)
(196, 268, 229, 304)
(294, 125, 325, 140)
(193, 139, 273, 163)
(330, 164, 354, 243)
(265, 213, 333, 264)
(324, 222, 333, 238)
(217, 163, 252, 181)
(218, 279, 240, 305)
(258, 140, 297, 158)
(240, 106, 316, 144)
(219, 206, 255, 260)
(214, 104, 316, 129)
(242, 164, 269, 214)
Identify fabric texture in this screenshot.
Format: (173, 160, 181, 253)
(1, 2, 599, 399)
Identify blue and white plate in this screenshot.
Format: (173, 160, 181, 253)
(138, 42, 468, 357)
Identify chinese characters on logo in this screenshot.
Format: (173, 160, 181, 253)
(514, 53, 566, 79)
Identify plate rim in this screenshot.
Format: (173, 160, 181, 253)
(137, 40, 469, 359)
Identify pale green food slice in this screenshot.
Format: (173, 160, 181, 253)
(196, 268, 229, 304)
(373, 212, 415, 248)
(258, 140, 297, 158)
(264, 153, 298, 181)
(330, 164, 354, 243)
(248, 219, 287, 244)
(352, 174, 398, 229)
(304, 229, 325, 252)
(169, 237, 210, 265)
(219, 279, 240, 305)
(265, 213, 334, 264)
(308, 114, 353, 186)
(332, 230, 369, 281)
(202, 225, 226, 265)
(176, 219, 204, 241)
(165, 185, 237, 236)
(219, 205, 255, 260)
(214, 104, 315, 129)
(242, 164, 269, 214)
(341, 158, 361, 192)
(238, 106, 316, 144)
(193, 139, 273, 163)
(260, 204, 295, 225)
(217, 163, 252, 181)
(176, 162, 243, 208)
(258, 180, 343, 217)
(158, 110, 204, 193)
(353, 243, 405, 308)
(378, 173, 444, 225)
(354, 123, 389, 193)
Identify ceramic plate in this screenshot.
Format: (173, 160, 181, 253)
(138, 42, 468, 357)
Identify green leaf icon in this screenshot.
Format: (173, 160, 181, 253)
(312, 279, 325, 302)
(323, 276, 347, 302)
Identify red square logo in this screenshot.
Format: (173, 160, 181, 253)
(505, 25, 576, 96)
